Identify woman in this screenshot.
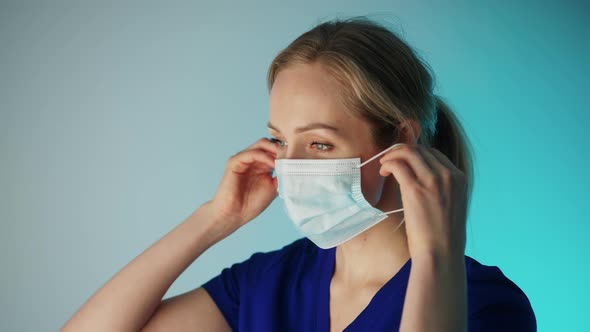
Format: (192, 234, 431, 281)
(62, 17, 536, 332)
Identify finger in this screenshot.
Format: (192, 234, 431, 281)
(428, 147, 459, 173)
(245, 138, 278, 157)
(229, 149, 275, 174)
(379, 144, 435, 182)
(379, 158, 417, 189)
(415, 145, 447, 175)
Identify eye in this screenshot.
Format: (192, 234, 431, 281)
(269, 137, 287, 148)
(311, 141, 333, 152)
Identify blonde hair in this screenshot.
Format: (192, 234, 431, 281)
(267, 16, 475, 203)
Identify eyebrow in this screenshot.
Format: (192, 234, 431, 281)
(267, 122, 340, 134)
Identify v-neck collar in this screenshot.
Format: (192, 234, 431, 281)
(316, 246, 412, 332)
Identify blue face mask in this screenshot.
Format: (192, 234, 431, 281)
(274, 144, 405, 249)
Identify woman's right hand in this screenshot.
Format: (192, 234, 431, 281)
(204, 138, 279, 239)
(61, 138, 278, 332)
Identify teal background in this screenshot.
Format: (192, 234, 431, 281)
(1, 1, 587, 331)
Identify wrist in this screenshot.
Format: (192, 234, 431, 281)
(410, 235, 465, 262)
(411, 245, 465, 268)
(187, 201, 232, 245)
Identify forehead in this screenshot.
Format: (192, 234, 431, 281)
(268, 63, 360, 131)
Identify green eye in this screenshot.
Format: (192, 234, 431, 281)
(269, 137, 287, 147)
(311, 142, 333, 152)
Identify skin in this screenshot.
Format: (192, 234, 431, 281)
(269, 62, 468, 331)
(61, 61, 468, 332)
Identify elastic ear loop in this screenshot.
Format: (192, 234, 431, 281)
(356, 143, 407, 233)
(387, 211, 405, 234)
(357, 143, 406, 168)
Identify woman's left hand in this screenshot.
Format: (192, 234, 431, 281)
(379, 143, 468, 259)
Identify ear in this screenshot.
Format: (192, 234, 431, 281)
(397, 119, 421, 144)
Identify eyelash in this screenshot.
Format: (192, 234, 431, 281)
(269, 137, 333, 153)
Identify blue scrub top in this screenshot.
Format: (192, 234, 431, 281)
(202, 237, 536, 331)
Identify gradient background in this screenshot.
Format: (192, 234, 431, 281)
(1, 1, 587, 331)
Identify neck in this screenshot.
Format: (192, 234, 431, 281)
(333, 179, 410, 287)
(334, 214, 409, 287)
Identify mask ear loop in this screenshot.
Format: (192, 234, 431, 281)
(357, 143, 406, 168)
(355, 143, 407, 229)
(384, 208, 404, 234)
(391, 216, 405, 233)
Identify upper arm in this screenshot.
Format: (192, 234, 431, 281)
(140, 287, 231, 332)
(469, 301, 537, 332)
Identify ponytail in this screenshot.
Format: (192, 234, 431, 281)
(432, 95, 475, 204)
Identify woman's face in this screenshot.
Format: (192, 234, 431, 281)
(268, 62, 391, 207)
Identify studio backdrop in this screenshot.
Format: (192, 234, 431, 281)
(0, 1, 587, 331)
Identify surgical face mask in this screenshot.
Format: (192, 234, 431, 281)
(274, 144, 405, 249)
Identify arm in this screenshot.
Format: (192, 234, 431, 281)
(378, 143, 469, 332)
(61, 202, 230, 332)
(61, 137, 278, 331)
(141, 287, 229, 332)
(399, 250, 467, 332)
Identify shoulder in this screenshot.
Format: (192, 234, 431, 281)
(464, 255, 532, 307)
(464, 255, 537, 331)
(211, 237, 320, 286)
(244, 237, 320, 277)
(201, 237, 317, 299)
